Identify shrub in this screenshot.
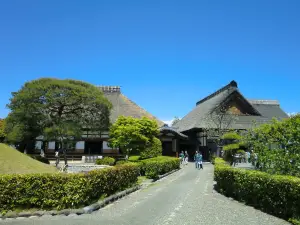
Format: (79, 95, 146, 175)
(30, 155, 50, 164)
(289, 218, 300, 225)
(95, 157, 115, 166)
(214, 158, 300, 221)
(128, 155, 141, 162)
(139, 156, 180, 179)
(0, 164, 139, 212)
(140, 137, 162, 159)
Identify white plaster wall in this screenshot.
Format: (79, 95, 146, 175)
(48, 141, 55, 150)
(35, 141, 42, 150)
(76, 141, 85, 150)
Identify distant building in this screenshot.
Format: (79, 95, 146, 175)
(35, 86, 166, 157)
(33, 81, 288, 160)
(172, 80, 289, 160)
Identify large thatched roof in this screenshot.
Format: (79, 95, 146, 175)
(98, 86, 164, 127)
(174, 81, 288, 132)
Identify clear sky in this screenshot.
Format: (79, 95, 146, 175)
(0, 0, 299, 123)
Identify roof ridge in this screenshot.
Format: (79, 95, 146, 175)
(98, 86, 121, 93)
(248, 99, 280, 105)
(196, 80, 238, 106)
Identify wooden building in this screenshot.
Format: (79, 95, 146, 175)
(35, 86, 174, 158)
(172, 80, 289, 160)
(34, 81, 289, 161)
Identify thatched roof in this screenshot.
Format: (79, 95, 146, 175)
(174, 80, 289, 132)
(98, 86, 164, 127)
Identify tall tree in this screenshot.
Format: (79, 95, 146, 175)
(109, 116, 159, 157)
(6, 78, 112, 165)
(0, 119, 6, 142)
(171, 116, 180, 126)
(203, 104, 239, 153)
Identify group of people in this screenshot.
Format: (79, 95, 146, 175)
(179, 150, 203, 170)
(179, 151, 189, 165)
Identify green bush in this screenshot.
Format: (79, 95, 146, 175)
(30, 155, 50, 164)
(214, 158, 300, 221)
(128, 155, 141, 162)
(140, 137, 162, 159)
(139, 156, 180, 179)
(289, 218, 300, 225)
(95, 157, 115, 166)
(0, 164, 139, 213)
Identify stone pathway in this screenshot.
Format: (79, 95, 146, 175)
(1, 163, 289, 225)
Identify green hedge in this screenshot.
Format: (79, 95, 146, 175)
(139, 156, 180, 179)
(140, 137, 162, 159)
(214, 158, 300, 221)
(95, 157, 115, 166)
(0, 164, 139, 213)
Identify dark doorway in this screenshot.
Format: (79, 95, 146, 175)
(162, 141, 175, 157)
(84, 141, 103, 154)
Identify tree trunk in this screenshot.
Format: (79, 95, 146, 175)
(63, 148, 68, 165)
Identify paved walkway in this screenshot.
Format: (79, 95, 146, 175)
(1, 163, 289, 225)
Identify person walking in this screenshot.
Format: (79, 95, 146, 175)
(179, 151, 185, 165)
(194, 151, 203, 169)
(184, 151, 189, 165)
(199, 152, 203, 169)
(55, 149, 60, 167)
(247, 151, 251, 163)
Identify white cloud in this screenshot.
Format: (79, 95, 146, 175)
(162, 119, 174, 126)
(162, 117, 181, 126)
(287, 112, 298, 117)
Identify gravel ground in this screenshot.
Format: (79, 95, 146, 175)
(0, 163, 289, 225)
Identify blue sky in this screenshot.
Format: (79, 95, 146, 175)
(0, 0, 299, 123)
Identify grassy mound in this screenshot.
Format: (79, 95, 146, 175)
(0, 143, 57, 174)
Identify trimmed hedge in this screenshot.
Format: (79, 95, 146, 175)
(140, 137, 162, 159)
(95, 157, 115, 166)
(214, 158, 300, 221)
(139, 156, 180, 179)
(0, 164, 139, 213)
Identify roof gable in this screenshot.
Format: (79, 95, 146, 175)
(173, 80, 286, 132)
(98, 86, 164, 127)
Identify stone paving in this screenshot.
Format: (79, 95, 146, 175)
(1, 163, 289, 225)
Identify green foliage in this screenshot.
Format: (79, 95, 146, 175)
(115, 160, 128, 165)
(30, 155, 50, 164)
(0, 119, 6, 142)
(222, 131, 243, 163)
(214, 159, 300, 221)
(245, 116, 300, 176)
(236, 149, 245, 154)
(109, 116, 159, 156)
(0, 143, 57, 174)
(139, 156, 180, 179)
(140, 137, 162, 159)
(0, 164, 139, 212)
(222, 132, 242, 140)
(128, 155, 141, 162)
(223, 143, 240, 151)
(6, 78, 112, 148)
(95, 157, 115, 166)
(289, 218, 300, 225)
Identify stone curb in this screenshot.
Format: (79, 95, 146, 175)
(0, 185, 141, 220)
(0, 168, 180, 220)
(157, 168, 180, 180)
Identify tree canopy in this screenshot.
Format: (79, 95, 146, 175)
(6, 78, 112, 158)
(245, 115, 300, 176)
(109, 116, 159, 156)
(0, 119, 6, 142)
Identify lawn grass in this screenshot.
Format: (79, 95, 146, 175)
(0, 143, 58, 174)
